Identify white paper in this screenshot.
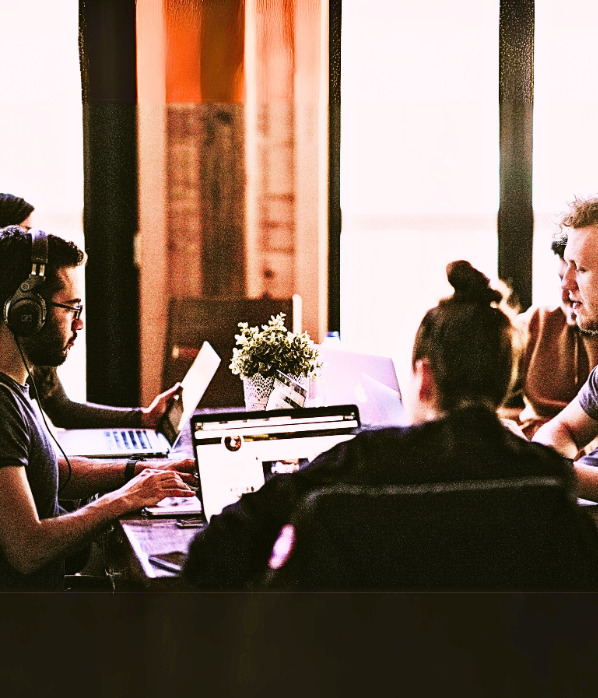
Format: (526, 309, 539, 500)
(143, 495, 203, 517)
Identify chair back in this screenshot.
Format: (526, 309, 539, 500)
(163, 296, 299, 407)
(259, 478, 598, 590)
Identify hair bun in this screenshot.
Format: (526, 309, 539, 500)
(446, 260, 502, 305)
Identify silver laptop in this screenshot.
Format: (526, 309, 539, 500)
(317, 346, 407, 428)
(56, 341, 221, 457)
(191, 405, 360, 521)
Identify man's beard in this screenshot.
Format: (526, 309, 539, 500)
(577, 318, 598, 337)
(19, 318, 72, 367)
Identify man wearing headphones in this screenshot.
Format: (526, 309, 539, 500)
(0, 192, 183, 429)
(0, 226, 195, 590)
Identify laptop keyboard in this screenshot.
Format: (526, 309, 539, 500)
(109, 430, 152, 451)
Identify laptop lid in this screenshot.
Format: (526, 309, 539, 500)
(192, 405, 360, 521)
(317, 346, 407, 427)
(158, 341, 221, 448)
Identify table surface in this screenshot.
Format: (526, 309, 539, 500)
(106, 515, 204, 589)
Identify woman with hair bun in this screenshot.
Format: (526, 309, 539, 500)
(409, 260, 514, 418)
(184, 261, 598, 590)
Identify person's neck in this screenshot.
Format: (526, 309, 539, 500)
(409, 402, 446, 425)
(0, 325, 30, 385)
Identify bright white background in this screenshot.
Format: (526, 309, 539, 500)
(0, 1, 85, 399)
(340, 0, 598, 390)
(340, 0, 499, 388)
(532, 0, 598, 307)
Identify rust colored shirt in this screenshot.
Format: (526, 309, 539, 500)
(515, 306, 598, 436)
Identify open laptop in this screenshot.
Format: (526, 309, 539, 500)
(56, 341, 221, 457)
(191, 405, 361, 521)
(317, 346, 407, 428)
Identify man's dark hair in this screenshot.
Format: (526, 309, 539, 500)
(0, 194, 34, 228)
(413, 261, 515, 411)
(551, 237, 566, 260)
(0, 226, 86, 311)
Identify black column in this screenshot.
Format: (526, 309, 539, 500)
(79, 0, 140, 406)
(328, 0, 342, 334)
(498, 0, 535, 310)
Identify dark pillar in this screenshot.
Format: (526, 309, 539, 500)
(79, 0, 140, 405)
(328, 0, 342, 334)
(498, 0, 535, 310)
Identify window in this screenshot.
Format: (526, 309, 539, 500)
(533, 0, 598, 306)
(0, 0, 85, 399)
(340, 0, 499, 387)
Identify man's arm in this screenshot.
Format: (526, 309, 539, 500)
(34, 367, 183, 429)
(33, 367, 144, 428)
(571, 463, 598, 501)
(533, 399, 598, 457)
(0, 465, 193, 575)
(56, 456, 197, 499)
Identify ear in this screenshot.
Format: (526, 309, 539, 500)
(413, 358, 438, 408)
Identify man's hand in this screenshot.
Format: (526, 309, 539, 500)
(118, 469, 195, 513)
(501, 418, 529, 440)
(140, 383, 182, 428)
(134, 457, 197, 486)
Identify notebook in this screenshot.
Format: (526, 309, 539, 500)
(56, 341, 221, 457)
(191, 405, 361, 521)
(317, 346, 408, 428)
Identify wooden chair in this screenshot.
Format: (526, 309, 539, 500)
(162, 296, 301, 408)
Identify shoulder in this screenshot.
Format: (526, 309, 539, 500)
(0, 376, 28, 415)
(516, 305, 566, 334)
(578, 366, 598, 413)
(306, 425, 418, 469)
(496, 414, 577, 481)
(522, 438, 578, 487)
(0, 378, 36, 467)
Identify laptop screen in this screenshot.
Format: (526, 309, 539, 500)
(191, 405, 360, 520)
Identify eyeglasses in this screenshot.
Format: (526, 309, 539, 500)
(49, 301, 84, 321)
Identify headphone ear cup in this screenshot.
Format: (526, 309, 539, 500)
(4, 283, 47, 337)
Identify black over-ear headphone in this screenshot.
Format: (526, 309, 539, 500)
(3, 229, 49, 337)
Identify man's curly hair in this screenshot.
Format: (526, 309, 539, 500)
(559, 196, 598, 231)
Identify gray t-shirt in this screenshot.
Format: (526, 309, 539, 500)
(0, 372, 63, 590)
(577, 366, 598, 421)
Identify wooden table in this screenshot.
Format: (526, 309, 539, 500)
(106, 514, 205, 590)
